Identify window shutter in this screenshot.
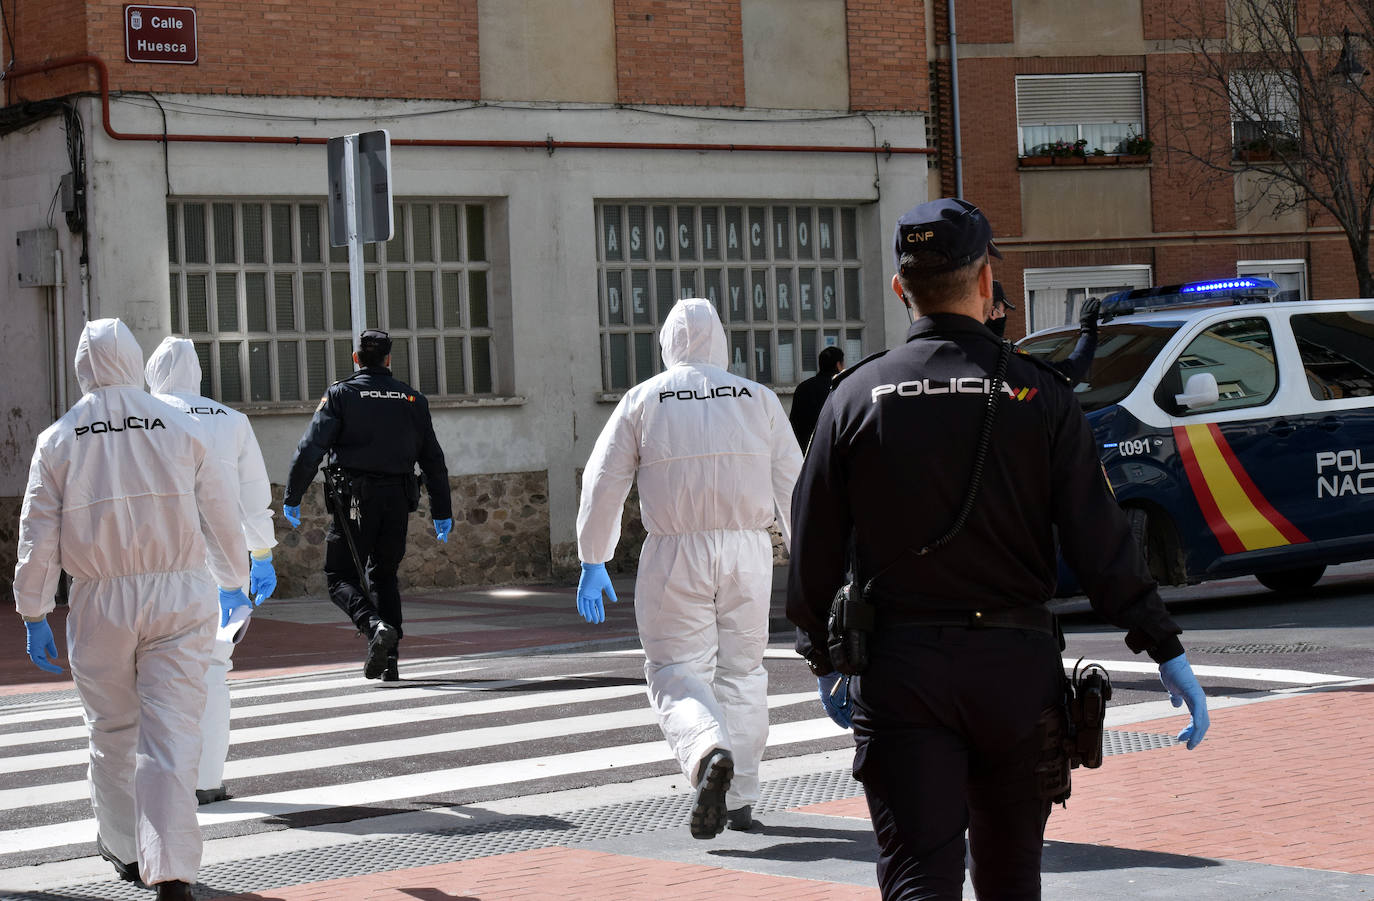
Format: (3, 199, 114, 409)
(1023, 266, 1152, 291)
(1016, 75, 1144, 125)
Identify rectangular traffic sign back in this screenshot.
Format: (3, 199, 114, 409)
(327, 130, 393, 247)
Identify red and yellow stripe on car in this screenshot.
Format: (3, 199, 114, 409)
(1174, 423, 1307, 555)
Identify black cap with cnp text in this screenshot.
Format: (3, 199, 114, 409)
(358, 329, 392, 355)
(893, 197, 1003, 274)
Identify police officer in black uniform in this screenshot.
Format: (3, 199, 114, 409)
(986, 280, 1098, 385)
(284, 329, 453, 681)
(789, 345, 845, 450)
(787, 198, 1209, 900)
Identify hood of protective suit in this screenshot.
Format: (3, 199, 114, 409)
(659, 298, 727, 369)
(145, 336, 202, 396)
(74, 318, 146, 394)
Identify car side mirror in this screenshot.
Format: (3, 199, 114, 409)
(1175, 372, 1220, 409)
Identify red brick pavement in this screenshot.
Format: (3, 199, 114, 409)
(799, 685, 1374, 875)
(203, 846, 880, 900)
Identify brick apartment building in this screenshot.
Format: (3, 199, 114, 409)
(0, 0, 933, 598)
(932, 0, 1362, 337)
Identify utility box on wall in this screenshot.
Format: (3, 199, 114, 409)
(16, 228, 59, 287)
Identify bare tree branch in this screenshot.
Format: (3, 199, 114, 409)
(1164, 0, 1374, 294)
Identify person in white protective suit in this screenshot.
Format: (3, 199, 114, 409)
(13, 319, 250, 901)
(575, 298, 802, 839)
(145, 335, 278, 805)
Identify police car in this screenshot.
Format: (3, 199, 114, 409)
(1019, 278, 1374, 592)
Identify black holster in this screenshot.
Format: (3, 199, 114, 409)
(1038, 660, 1113, 806)
(1064, 661, 1113, 770)
(1035, 704, 1072, 804)
(826, 581, 875, 675)
(322, 465, 352, 513)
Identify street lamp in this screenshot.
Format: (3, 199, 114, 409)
(1330, 28, 1370, 89)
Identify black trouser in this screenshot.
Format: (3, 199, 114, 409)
(324, 480, 410, 651)
(851, 623, 1064, 901)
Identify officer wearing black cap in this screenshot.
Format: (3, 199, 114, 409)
(986, 280, 1098, 385)
(983, 280, 1016, 339)
(284, 329, 454, 681)
(787, 197, 1209, 899)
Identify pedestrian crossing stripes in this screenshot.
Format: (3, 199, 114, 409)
(0, 654, 851, 868)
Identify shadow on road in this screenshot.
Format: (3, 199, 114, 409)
(1043, 839, 1220, 873)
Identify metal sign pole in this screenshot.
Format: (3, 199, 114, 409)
(343, 134, 366, 339)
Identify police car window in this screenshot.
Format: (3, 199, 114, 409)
(1154, 317, 1277, 415)
(1291, 311, 1374, 400)
(1020, 323, 1179, 413)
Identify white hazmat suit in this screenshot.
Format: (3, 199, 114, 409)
(13, 319, 249, 886)
(145, 336, 277, 794)
(577, 298, 802, 811)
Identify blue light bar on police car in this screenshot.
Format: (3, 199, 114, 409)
(1180, 278, 1268, 294)
(1098, 277, 1280, 321)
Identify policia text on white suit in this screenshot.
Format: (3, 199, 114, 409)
(575, 298, 803, 839)
(146, 336, 280, 804)
(13, 319, 250, 893)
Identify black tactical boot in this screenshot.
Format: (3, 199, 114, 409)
(96, 835, 142, 885)
(195, 786, 229, 805)
(156, 880, 195, 900)
(726, 805, 754, 831)
(364, 621, 398, 679)
(689, 749, 733, 839)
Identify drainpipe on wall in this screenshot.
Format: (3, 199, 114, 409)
(948, 0, 963, 199)
(52, 249, 68, 419)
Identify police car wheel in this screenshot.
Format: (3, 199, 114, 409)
(1255, 566, 1325, 593)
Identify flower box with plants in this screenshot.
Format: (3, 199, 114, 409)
(1116, 132, 1153, 163)
(1019, 145, 1054, 166)
(1049, 138, 1088, 165)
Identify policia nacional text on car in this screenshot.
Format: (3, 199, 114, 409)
(786, 198, 1210, 901)
(284, 329, 454, 681)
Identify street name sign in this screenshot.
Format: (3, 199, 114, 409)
(125, 5, 198, 64)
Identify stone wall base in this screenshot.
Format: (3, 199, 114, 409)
(1, 469, 555, 604)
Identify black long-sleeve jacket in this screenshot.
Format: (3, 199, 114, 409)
(789, 369, 837, 450)
(786, 313, 1183, 673)
(285, 366, 452, 520)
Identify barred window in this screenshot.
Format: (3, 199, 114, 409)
(167, 199, 494, 404)
(594, 202, 864, 391)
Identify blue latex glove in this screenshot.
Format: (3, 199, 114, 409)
(817, 672, 852, 729)
(1159, 653, 1210, 750)
(283, 504, 301, 528)
(24, 620, 63, 674)
(434, 518, 452, 543)
(575, 562, 618, 624)
(218, 587, 251, 629)
(249, 553, 276, 605)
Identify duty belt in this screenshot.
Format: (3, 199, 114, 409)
(341, 470, 408, 487)
(879, 604, 1056, 636)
